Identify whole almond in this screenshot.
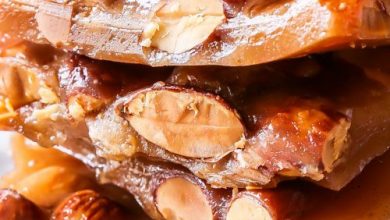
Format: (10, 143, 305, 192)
(52, 190, 127, 220)
(123, 86, 245, 159)
(0, 189, 43, 220)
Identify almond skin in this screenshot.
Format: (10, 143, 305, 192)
(52, 190, 127, 220)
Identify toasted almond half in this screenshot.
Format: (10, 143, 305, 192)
(123, 86, 245, 158)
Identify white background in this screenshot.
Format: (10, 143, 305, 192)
(0, 132, 15, 175)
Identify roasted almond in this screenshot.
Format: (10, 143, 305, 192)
(141, 0, 225, 53)
(52, 189, 127, 220)
(122, 85, 245, 158)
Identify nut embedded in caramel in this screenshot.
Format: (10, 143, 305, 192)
(227, 189, 305, 220)
(226, 195, 272, 220)
(123, 86, 245, 158)
(141, 0, 225, 53)
(155, 177, 213, 220)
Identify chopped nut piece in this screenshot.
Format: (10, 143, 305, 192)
(68, 99, 85, 120)
(30, 104, 62, 122)
(88, 107, 139, 160)
(38, 86, 59, 104)
(142, 0, 225, 53)
(140, 22, 159, 47)
(155, 177, 213, 220)
(68, 95, 105, 120)
(123, 86, 245, 158)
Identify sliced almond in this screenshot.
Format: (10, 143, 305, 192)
(227, 196, 272, 220)
(123, 86, 245, 158)
(38, 86, 59, 104)
(141, 0, 225, 53)
(155, 177, 213, 220)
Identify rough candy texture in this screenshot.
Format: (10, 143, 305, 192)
(0, 42, 389, 191)
(1, 0, 390, 66)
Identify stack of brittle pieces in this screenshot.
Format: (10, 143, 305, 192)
(0, 0, 389, 219)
